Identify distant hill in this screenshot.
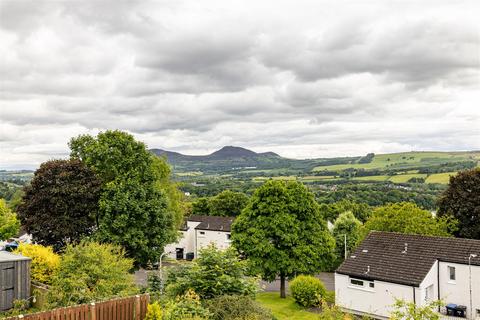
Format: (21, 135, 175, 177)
(150, 147, 480, 184)
(150, 146, 291, 172)
(151, 146, 280, 161)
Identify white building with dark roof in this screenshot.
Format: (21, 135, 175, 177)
(164, 215, 234, 260)
(335, 232, 480, 320)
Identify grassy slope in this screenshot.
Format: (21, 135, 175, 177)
(256, 293, 319, 320)
(312, 151, 480, 172)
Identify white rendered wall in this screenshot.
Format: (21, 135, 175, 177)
(335, 273, 416, 319)
(164, 220, 202, 259)
(195, 229, 231, 256)
(419, 261, 438, 304)
(438, 261, 480, 319)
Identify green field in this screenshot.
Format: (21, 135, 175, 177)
(313, 151, 479, 172)
(256, 293, 319, 320)
(425, 172, 457, 184)
(388, 173, 427, 183)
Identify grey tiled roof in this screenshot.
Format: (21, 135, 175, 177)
(190, 215, 235, 232)
(336, 231, 480, 286)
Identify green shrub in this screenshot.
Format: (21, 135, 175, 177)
(317, 301, 353, 320)
(324, 291, 335, 304)
(205, 295, 274, 320)
(163, 289, 211, 320)
(145, 302, 163, 320)
(165, 245, 258, 299)
(289, 275, 326, 307)
(47, 241, 137, 306)
(14, 243, 60, 285)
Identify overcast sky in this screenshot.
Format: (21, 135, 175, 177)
(1, 0, 479, 169)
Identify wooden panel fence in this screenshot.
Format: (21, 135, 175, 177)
(3, 294, 149, 320)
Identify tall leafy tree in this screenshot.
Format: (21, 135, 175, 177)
(438, 168, 480, 239)
(208, 190, 249, 216)
(69, 130, 183, 265)
(191, 197, 211, 216)
(319, 200, 371, 223)
(361, 202, 455, 239)
(17, 159, 101, 250)
(0, 198, 20, 240)
(232, 180, 335, 298)
(332, 211, 362, 261)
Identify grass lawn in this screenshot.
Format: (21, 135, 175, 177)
(256, 292, 319, 320)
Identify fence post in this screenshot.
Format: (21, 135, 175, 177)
(90, 302, 96, 320)
(135, 295, 141, 320)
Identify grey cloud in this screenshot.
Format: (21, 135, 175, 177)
(0, 0, 479, 168)
(259, 20, 478, 86)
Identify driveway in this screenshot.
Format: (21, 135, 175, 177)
(260, 272, 334, 293)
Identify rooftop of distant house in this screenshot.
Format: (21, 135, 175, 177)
(184, 215, 235, 232)
(336, 231, 480, 287)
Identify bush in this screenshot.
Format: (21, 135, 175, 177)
(324, 291, 335, 304)
(317, 301, 353, 320)
(47, 241, 137, 306)
(163, 289, 211, 320)
(14, 243, 60, 285)
(205, 295, 274, 320)
(289, 275, 326, 307)
(145, 302, 163, 320)
(165, 245, 258, 299)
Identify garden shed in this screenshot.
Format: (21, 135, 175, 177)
(0, 251, 31, 311)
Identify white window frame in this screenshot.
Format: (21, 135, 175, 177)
(198, 231, 206, 237)
(348, 277, 375, 292)
(448, 266, 456, 283)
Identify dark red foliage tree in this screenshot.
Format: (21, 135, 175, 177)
(17, 159, 102, 251)
(438, 168, 480, 239)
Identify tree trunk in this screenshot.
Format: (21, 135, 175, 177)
(280, 273, 286, 298)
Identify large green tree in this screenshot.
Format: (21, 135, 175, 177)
(332, 211, 362, 261)
(69, 130, 183, 265)
(438, 168, 480, 239)
(361, 202, 455, 239)
(208, 190, 249, 216)
(232, 180, 335, 298)
(0, 198, 20, 240)
(319, 199, 371, 223)
(17, 159, 101, 250)
(190, 191, 249, 217)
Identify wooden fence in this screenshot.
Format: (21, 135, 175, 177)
(4, 294, 149, 320)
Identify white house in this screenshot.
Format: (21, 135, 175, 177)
(335, 231, 480, 320)
(164, 215, 234, 260)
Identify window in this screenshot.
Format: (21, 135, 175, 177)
(448, 266, 456, 281)
(350, 279, 364, 286)
(199, 231, 206, 237)
(226, 233, 231, 241)
(425, 284, 434, 301)
(369, 282, 375, 288)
